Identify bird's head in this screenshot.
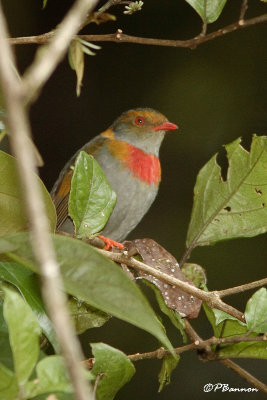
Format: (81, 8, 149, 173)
(111, 108, 178, 155)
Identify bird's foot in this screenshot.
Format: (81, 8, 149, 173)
(98, 235, 124, 251)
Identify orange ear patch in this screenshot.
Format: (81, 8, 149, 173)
(106, 139, 130, 163)
(100, 128, 115, 139)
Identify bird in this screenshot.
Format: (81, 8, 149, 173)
(51, 108, 178, 249)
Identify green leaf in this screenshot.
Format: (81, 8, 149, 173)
(185, 0, 227, 23)
(203, 303, 247, 338)
(0, 109, 6, 143)
(245, 288, 267, 333)
(68, 297, 110, 335)
(0, 233, 173, 351)
(68, 39, 84, 97)
(0, 262, 59, 352)
(26, 356, 74, 398)
(0, 151, 56, 236)
(158, 354, 179, 392)
(0, 301, 13, 370)
(79, 39, 101, 50)
(218, 341, 267, 359)
(0, 329, 13, 371)
(143, 280, 187, 343)
(3, 286, 41, 385)
(212, 309, 247, 327)
(186, 135, 267, 250)
(69, 151, 117, 238)
(81, 45, 97, 56)
(0, 362, 18, 400)
(91, 343, 135, 400)
(180, 263, 207, 288)
(0, 299, 8, 333)
(202, 305, 265, 360)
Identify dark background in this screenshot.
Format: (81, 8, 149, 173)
(1, 0, 267, 398)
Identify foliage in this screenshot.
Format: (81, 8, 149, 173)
(0, 132, 266, 398)
(69, 151, 116, 238)
(0, 151, 56, 236)
(0, 0, 267, 398)
(186, 135, 267, 249)
(185, 0, 227, 23)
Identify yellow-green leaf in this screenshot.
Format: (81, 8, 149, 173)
(68, 39, 84, 97)
(0, 151, 56, 236)
(186, 135, 267, 250)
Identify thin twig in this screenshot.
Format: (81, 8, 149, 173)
(97, 0, 124, 14)
(21, 0, 99, 104)
(200, 0, 207, 36)
(184, 320, 267, 393)
(82, 331, 267, 365)
(8, 13, 267, 49)
(127, 334, 267, 361)
(239, 0, 248, 22)
(220, 359, 267, 394)
(97, 249, 245, 321)
(218, 277, 267, 298)
(0, 1, 101, 399)
(92, 373, 104, 400)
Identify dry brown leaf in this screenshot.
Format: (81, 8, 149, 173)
(130, 238, 202, 319)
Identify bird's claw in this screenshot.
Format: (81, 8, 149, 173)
(98, 235, 124, 251)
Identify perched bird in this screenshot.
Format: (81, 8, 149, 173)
(51, 108, 178, 249)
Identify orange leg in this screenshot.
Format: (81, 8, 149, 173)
(98, 235, 124, 251)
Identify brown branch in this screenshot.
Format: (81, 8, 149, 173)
(127, 334, 267, 361)
(92, 373, 104, 400)
(97, 249, 245, 321)
(20, 0, 99, 104)
(0, 1, 102, 399)
(218, 277, 267, 298)
(97, 0, 128, 14)
(184, 320, 267, 394)
(8, 13, 267, 49)
(239, 0, 248, 22)
(220, 359, 267, 393)
(82, 329, 267, 393)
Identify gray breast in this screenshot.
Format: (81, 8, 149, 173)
(95, 147, 159, 242)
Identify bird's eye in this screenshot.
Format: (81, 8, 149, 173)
(135, 116, 145, 126)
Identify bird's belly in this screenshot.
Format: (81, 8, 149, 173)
(97, 154, 159, 242)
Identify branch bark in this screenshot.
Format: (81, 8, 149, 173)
(127, 333, 267, 361)
(8, 13, 267, 49)
(21, 0, 99, 104)
(82, 333, 267, 364)
(82, 328, 267, 393)
(0, 1, 101, 399)
(218, 277, 267, 298)
(97, 249, 245, 321)
(183, 320, 267, 394)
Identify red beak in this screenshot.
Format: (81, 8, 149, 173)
(154, 121, 178, 131)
